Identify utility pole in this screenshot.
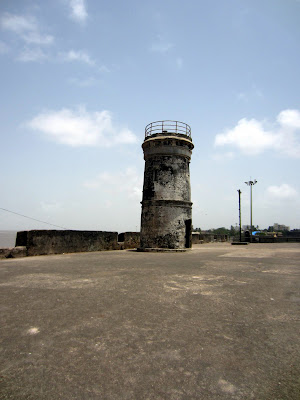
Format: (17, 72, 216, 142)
(245, 179, 257, 242)
(237, 189, 242, 242)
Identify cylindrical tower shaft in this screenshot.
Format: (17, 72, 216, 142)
(140, 121, 194, 250)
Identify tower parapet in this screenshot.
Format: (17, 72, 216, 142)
(145, 120, 192, 139)
(140, 120, 194, 250)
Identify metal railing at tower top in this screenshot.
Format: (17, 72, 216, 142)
(145, 120, 192, 139)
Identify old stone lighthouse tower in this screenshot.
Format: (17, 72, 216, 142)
(140, 120, 194, 250)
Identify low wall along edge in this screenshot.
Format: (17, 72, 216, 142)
(16, 230, 119, 256)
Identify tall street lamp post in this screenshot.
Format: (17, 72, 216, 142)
(245, 179, 257, 242)
(237, 189, 242, 243)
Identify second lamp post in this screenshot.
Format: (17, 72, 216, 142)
(245, 179, 257, 241)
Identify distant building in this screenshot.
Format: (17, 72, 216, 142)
(242, 225, 251, 231)
(272, 223, 290, 232)
(242, 224, 259, 231)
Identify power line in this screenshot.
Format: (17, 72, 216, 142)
(0, 207, 69, 230)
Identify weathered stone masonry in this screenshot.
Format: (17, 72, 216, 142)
(140, 122, 194, 250)
(15, 230, 119, 256)
(0, 230, 141, 258)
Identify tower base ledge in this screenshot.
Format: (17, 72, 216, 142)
(137, 247, 191, 253)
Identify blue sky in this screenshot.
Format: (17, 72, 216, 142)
(0, 0, 299, 232)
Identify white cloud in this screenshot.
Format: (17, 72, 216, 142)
(17, 47, 47, 62)
(150, 35, 174, 53)
(237, 92, 247, 101)
(236, 85, 263, 102)
(68, 76, 100, 87)
(215, 109, 300, 157)
(0, 40, 9, 54)
(98, 65, 110, 73)
(0, 13, 54, 45)
(27, 107, 138, 147)
(151, 42, 174, 53)
(277, 109, 300, 129)
(266, 184, 297, 199)
(0, 13, 35, 33)
(69, 0, 88, 23)
(62, 50, 95, 65)
(84, 167, 142, 201)
(215, 118, 277, 155)
(22, 31, 53, 45)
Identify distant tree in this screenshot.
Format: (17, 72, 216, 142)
(229, 225, 236, 236)
(212, 227, 230, 235)
(194, 227, 201, 232)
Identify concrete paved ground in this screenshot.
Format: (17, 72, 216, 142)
(0, 243, 300, 400)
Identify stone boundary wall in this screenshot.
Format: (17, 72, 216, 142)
(15, 230, 118, 256)
(0, 247, 27, 259)
(258, 236, 300, 243)
(232, 235, 300, 243)
(1, 230, 298, 259)
(123, 232, 140, 249)
(192, 233, 229, 244)
(192, 233, 202, 244)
